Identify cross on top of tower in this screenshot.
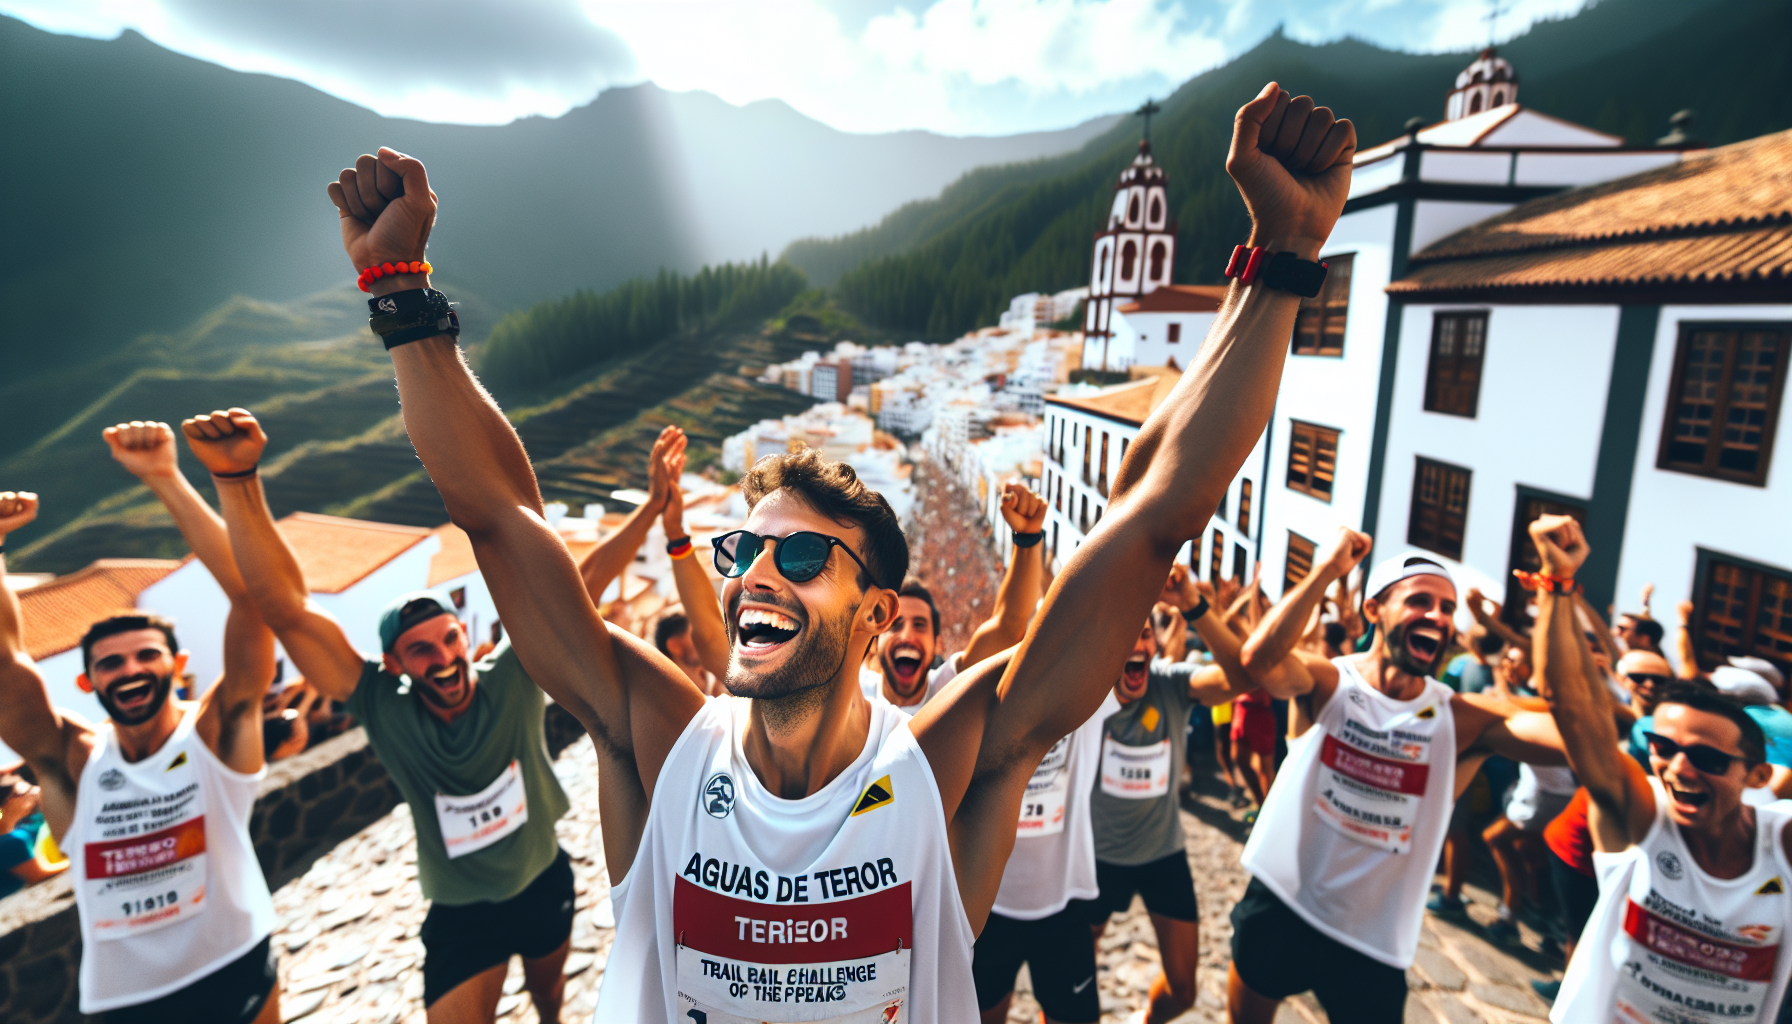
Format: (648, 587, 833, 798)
(1134, 98, 1163, 150)
(1482, 0, 1513, 47)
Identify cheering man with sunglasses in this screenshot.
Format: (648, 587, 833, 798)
(1531, 515, 1792, 1022)
(184, 410, 578, 1024)
(313, 76, 1355, 1023)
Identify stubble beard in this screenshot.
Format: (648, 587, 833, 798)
(725, 601, 856, 728)
(97, 671, 176, 727)
(1383, 621, 1447, 679)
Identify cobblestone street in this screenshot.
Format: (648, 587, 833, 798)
(266, 732, 1560, 1024)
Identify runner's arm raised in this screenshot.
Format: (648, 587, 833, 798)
(1528, 515, 1653, 850)
(1161, 567, 1267, 703)
(326, 149, 705, 798)
(107, 420, 276, 772)
(0, 492, 84, 840)
(660, 451, 730, 680)
(1239, 527, 1366, 700)
(578, 426, 683, 607)
(960, 483, 1046, 668)
(184, 412, 367, 703)
(1463, 588, 1528, 652)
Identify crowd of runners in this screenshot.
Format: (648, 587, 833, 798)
(0, 79, 1786, 1024)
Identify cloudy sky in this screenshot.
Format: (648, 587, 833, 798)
(3, 0, 1586, 135)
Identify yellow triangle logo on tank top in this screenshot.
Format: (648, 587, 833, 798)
(851, 775, 894, 816)
(1758, 876, 1784, 895)
(165, 751, 188, 771)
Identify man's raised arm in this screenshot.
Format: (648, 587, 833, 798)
(324, 149, 703, 778)
(1240, 527, 1371, 699)
(0, 492, 81, 839)
(959, 483, 1047, 667)
(660, 448, 730, 680)
(105, 421, 276, 771)
(182, 411, 367, 703)
(1529, 515, 1650, 850)
(923, 81, 1356, 781)
(577, 426, 684, 607)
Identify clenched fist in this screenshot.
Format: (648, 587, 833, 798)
(326, 148, 438, 294)
(181, 408, 268, 477)
(1316, 526, 1372, 579)
(103, 421, 179, 481)
(1227, 82, 1357, 257)
(1528, 514, 1589, 578)
(998, 482, 1047, 534)
(0, 491, 38, 539)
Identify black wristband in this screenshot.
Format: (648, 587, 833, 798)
(1182, 596, 1210, 623)
(369, 288, 460, 349)
(1260, 252, 1329, 298)
(211, 465, 259, 480)
(1012, 530, 1044, 548)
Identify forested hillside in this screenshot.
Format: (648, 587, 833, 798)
(789, 0, 1791, 337)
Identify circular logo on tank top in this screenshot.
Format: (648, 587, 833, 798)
(1656, 850, 1685, 880)
(702, 773, 736, 818)
(98, 768, 126, 791)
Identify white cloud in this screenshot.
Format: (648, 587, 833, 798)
(0, 0, 1591, 134)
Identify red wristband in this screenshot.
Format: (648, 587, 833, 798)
(1512, 569, 1581, 595)
(357, 260, 433, 293)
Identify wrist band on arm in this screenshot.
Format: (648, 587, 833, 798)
(1223, 245, 1328, 297)
(666, 536, 693, 560)
(211, 465, 258, 480)
(1011, 530, 1044, 548)
(1183, 596, 1210, 623)
(358, 260, 432, 292)
(369, 288, 460, 350)
(1512, 569, 1581, 595)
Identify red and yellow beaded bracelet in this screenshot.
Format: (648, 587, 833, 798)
(357, 260, 432, 292)
(1512, 569, 1581, 595)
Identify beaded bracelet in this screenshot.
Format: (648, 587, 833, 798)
(357, 260, 433, 292)
(1512, 569, 1581, 595)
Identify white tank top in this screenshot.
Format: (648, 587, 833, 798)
(64, 706, 274, 1013)
(597, 695, 978, 1023)
(992, 692, 1119, 921)
(1552, 778, 1792, 1024)
(1239, 657, 1456, 968)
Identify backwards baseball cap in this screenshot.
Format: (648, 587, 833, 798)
(378, 591, 459, 652)
(1364, 554, 1456, 602)
(1729, 656, 1786, 694)
(1710, 665, 1780, 707)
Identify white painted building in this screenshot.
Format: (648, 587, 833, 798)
(1106, 284, 1226, 372)
(1245, 49, 1790, 677)
(1084, 139, 1177, 372)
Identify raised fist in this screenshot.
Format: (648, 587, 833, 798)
(181, 408, 268, 477)
(1160, 563, 1202, 612)
(103, 421, 179, 481)
(999, 482, 1047, 534)
(1528, 514, 1589, 578)
(0, 491, 38, 538)
(1317, 526, 1372, 578)
(1227, 82, 1356, 256)
(326, 148, 438, 288)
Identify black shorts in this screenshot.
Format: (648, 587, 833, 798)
(1229, 877, 1406, 1023)
(103, 934, 277, 1024)
(972, 904, 1100, 1022)
(1549, 849, 1600, 943)
(420, 847, 577, 1006)
(1082, 852, 1199, 924)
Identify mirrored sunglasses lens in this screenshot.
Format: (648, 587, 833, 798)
(778, 534, 832, 581)
(718, 533, 761, 577)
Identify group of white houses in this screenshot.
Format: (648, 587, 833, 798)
(1044, 49, 1790, 676)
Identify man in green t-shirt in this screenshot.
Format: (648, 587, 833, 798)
(183, 408, 575, 1024)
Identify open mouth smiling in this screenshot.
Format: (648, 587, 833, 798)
(888, 643, 926, 686)
(1665, 781, 1712, 812)
(108, 676, 157, 709)
(737, 607, 802, 654)
(1405, 625, 1443, 661)
(1121, 653, 1149, 691)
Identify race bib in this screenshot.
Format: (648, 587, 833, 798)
(1018, 736, 1072, 837)
(83, 815, 209, 939)
(1313, 727, 1431, 854)
(1100, 737, 1171, 800)
(436, 760, 529, 859)
(1614, 899, 1780, 1024)
(673, 876, 910, 1023)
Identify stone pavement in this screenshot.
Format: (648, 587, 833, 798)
(266, 735, 1560, 1024)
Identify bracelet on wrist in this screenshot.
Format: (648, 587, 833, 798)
(1182, 596, 1210, 623)
(1011, 530, 1044, 548)
(1223, 245, 1328, 297)
(211, 465, 259, 480)
(369, 288, 460, 350)
(357, 259, 432, 292)
(1512, 569, 1581, 595)
(666, 536, 693, 560)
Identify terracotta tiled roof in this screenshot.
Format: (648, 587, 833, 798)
(17, 559, 182, 660)
(1389, 130, 1792, 302)
(1117, 284, 1227, 314)
(1046, 374, 1182, 427)
(278, 512, 432, 594)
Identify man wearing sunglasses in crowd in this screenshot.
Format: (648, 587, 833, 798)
(181, 410, 577, 1024)
(1624, 651, 1792, 795)
(313, 76, 1354, 1022)
(1530, 515, 1792, 1021)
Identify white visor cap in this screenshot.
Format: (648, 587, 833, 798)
(1365, 554, 1457, 603)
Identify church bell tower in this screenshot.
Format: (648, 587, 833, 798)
(1086, 100, 1176, 371)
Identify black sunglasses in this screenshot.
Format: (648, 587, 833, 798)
(1642, 731, 1743, 776)
(1625, 672, 1673, 687)
(712, 530, 875, 585)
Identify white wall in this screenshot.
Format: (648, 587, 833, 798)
(1410, 200, 1514, 253)
(139, 559, 231, 696)
(1258, 202, 1398, 596)
(311, 537, 442, 658)
(1615, 305, 1792, 644)
(1375, 303, 1620, 603)
(1126, 310, 1218, 371)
